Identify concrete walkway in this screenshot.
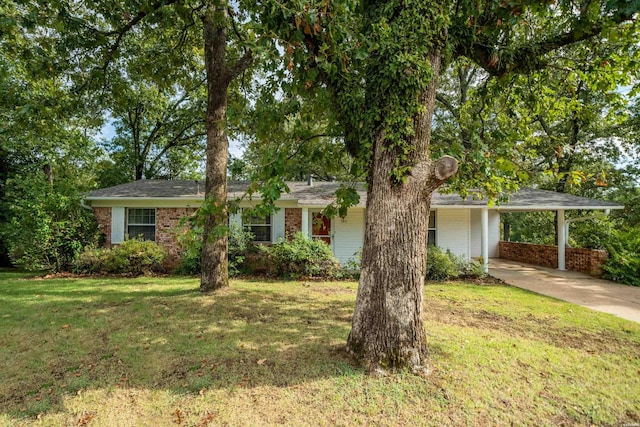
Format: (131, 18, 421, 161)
(489, 259, 640, 323)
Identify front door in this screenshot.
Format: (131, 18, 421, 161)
(311, 212, 331, 245)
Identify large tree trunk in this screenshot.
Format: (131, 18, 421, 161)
(346, 53, 458, 373)
(200, 3, 231, 292)
(199, 1, 252, 292)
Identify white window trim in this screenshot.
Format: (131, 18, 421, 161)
(126, 208, 157, 241)
(242, 209, 273, 243)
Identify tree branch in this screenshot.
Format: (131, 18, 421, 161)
(99, 0, 180, 79)
(226, 50, 253, 81)
(457, 10, 637, 77)
(435, 93, 459, 119)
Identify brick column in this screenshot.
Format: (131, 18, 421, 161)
(92, 207, 112, 247)
(284, 208, 302, 239)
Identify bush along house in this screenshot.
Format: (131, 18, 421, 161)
(85, 180, 623, 275)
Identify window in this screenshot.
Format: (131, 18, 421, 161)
(243, 211, 272, 243)
(428, 210, 436, 246)
(127, 208, 156, 241)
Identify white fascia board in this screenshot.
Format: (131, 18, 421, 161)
(491, 205, 624, 211)
(431, 204, 624, 211)
(87, 198, 202, 208)
(87, 197, 302, 209)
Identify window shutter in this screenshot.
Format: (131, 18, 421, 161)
(111, 207, 125, 244)
(272, 208, 285, 242)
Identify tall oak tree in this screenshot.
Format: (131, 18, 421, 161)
(263, 0, 639, 372)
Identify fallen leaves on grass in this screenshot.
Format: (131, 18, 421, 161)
(77, 412, 95, 426)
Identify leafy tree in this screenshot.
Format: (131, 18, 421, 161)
(0, 3, 103, 269)
(2, 169, 99, 271)
(3, 0, 258, 290)
(238, 78, 359, 182)
(262, 1, 639, 372)
(103, 76, 207, 182)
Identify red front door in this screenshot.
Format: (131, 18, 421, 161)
(311, 213, 331, 245)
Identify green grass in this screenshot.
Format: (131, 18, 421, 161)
(0, 271, 639, 426)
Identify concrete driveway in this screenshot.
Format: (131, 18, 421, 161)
(489, 259, 640, 323)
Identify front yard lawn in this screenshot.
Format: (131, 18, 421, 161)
(1, 271, 639, 426)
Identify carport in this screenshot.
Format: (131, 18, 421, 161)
(489, 188, 623, 273)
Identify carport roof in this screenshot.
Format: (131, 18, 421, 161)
(86, 180, 623, 210)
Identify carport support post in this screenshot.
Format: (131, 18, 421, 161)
(557, 209, 566, 271)
(481, 208, 489, 274)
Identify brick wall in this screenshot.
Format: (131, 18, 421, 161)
(499, 241, 558, 268)
(284, 208, 302, 239)
(156, 207, 198, 268)
(92, 207, 112, 247)
(566, 247, 608, 277)
(499, 241, 608, 277)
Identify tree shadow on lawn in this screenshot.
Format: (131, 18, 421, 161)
(0, 278, 358, 418)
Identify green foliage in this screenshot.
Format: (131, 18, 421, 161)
(570, 217, 615, 250)
(175, 224, 255, 277)
(603, 226, 640, 286)
(322, 185, 361, 218)
(227, 224, 257, 276)
(74, 238, 167, 276)
(426, 246, 468, 281)
(503, 211, 616, 250)
(174, 226, 202, 276)
(468, 258, 487, 279)
(260, 232, 340, 278)
(0, 173, 98, 272)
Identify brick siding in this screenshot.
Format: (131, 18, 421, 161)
(284, 208, 302, 239)
(156, 207, 198, 268)
(499, 241, 608, 277)
(566, 247, 608, 277)
(91, 206, 197, 269)
(92, 207, 112, 247)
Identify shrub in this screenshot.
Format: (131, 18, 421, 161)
(603, 227, 640, 286)
(426, 246, 467, 281)
(1, 176, 99, 272)
(74, 238, 167, 275)
(261, 232, 340, 278)
(174, 224, 255, 276)
(467, 258, 487, 279)
(173, 226, 202, 276)
(339, 248, 362, 279)
(228, 224, 256, 276)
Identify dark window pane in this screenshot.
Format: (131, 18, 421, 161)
(428, 211, 435, 229)
(428, 230, 436, 246)
(250, 225, 271, 242)
(128, 225, 156, 241)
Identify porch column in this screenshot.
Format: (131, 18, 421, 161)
(557, 209, 566, 270)
(301, 207, 309, 238)
(481, 208, 489, 273)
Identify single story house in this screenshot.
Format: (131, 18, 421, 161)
(85, 180, 623, 273)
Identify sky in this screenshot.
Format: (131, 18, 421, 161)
(99, 120, 246, 158)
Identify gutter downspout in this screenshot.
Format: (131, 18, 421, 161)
(80, 198, 92, 211)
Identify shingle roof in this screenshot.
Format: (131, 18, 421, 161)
(86, 180, 623, 210)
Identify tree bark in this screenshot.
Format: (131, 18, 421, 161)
(347, 53, 458, 372)
(200, 3, 231, 292)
